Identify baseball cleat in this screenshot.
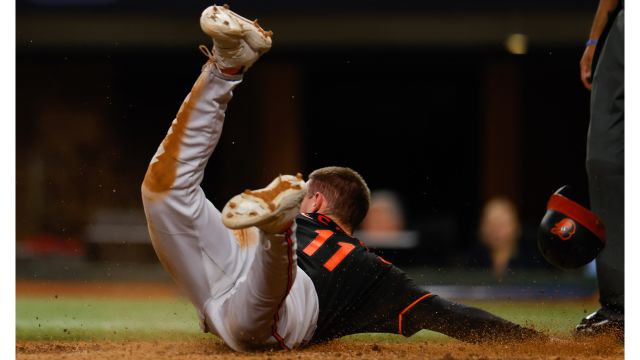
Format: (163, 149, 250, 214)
(574, 308, 624, 341)
(222, 174, 305, 234)
(199, 4, 273, 71)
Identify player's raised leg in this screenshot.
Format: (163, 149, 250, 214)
(140, 4, 272, 333)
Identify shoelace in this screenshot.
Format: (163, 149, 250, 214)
(198, 45, 216, 62)
(199, 43, 246, 63)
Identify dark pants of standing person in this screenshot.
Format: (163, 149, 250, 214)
(587, 9, 624, 319)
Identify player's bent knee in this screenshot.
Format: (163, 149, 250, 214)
(228, 322, 274, 348)
(141, 161, 189, 202)
(140, 176, 192, 211)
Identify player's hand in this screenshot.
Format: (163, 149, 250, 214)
(580, 45, 596, 90)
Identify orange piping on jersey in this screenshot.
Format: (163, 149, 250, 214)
(317, 214, 332, 226)
(271, 228, 295, 351)
(398, 292, 433, 335)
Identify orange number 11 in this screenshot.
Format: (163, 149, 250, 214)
(302, 230, 355, 271)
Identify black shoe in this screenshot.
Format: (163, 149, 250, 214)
(574, 308, 624, 341)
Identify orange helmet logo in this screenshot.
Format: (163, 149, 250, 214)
(551, 218, 577, 241)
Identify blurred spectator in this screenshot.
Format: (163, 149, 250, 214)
(480, 198, 520, 276)
(466, 197, 547, 279)
(356, 190, 461, 267)
(356, 190, 417, 249)
(360, 190, 405, 233)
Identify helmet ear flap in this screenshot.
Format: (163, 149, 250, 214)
(537, 185, 606, 269)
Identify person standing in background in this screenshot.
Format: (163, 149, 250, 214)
(577, 0, 624, 339)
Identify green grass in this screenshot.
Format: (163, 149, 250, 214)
(16, 296, 598, 341)
(16, 297, 208, 341)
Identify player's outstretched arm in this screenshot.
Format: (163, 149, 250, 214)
(401, 295, 548, 344)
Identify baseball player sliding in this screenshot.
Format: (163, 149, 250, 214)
(141, 4, 546, 351)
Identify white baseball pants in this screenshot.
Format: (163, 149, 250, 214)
(140, 61, 319, 351)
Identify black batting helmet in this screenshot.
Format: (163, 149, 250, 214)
(537, 185, 606, 269)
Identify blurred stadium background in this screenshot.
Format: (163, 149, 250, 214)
(17, 0, 600, 303)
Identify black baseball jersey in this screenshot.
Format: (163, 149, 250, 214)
(295, 213, 429, 343)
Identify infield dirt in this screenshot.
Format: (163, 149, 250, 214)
(16, 337, 623, 360)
